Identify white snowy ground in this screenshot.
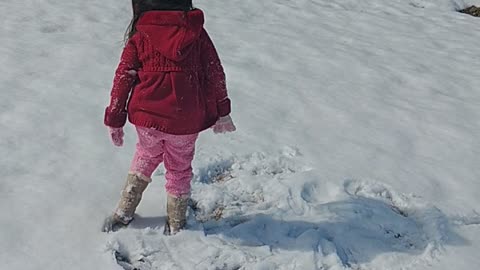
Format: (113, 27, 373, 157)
(1, 0, 480, 269)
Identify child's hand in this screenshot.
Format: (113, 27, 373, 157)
(108, 127, 124, 147)
(213, 115, 236, 134)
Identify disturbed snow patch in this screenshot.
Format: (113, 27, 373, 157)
(190, 147, 312, 222)
(105, 150, 466, 270)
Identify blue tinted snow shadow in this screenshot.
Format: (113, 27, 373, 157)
(127, 215, 166, 230)
(200, 197, 467, 266)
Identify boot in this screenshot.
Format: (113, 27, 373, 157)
(102, 174, 149, 232)
(164, 194, 189, 235)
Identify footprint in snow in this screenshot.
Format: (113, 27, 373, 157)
(194, 147, 310, 185)
(191, 148, 310, 222)
(39, 23, 66, 34)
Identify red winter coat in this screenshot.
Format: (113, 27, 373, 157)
(104, 9, 231, 135)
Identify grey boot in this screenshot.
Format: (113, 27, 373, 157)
(102, 174, 149, 232)
(164, 194, 189, 235)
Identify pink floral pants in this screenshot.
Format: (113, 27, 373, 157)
(130, 126, 198, 197)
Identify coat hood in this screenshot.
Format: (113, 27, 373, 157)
(136, 9, 205, 62)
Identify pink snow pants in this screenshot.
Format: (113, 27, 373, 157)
(130, 126, 198, 197)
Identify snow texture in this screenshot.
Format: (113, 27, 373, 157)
(1, 0, 480, 269)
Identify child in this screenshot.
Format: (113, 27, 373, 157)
(102, 0, 236, 235)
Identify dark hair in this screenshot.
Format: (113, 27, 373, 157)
(125, 0, 193, 42)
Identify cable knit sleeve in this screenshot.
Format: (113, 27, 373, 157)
(104, 37, 141, 128)
(201, 30, 231, 117)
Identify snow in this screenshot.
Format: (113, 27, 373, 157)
(1, 0, 480, 269)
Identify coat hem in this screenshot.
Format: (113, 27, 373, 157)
(128, 115, 217, 135)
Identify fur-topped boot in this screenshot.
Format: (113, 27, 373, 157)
(163, 194, 189, 235)
(102, 173, 149, 232)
